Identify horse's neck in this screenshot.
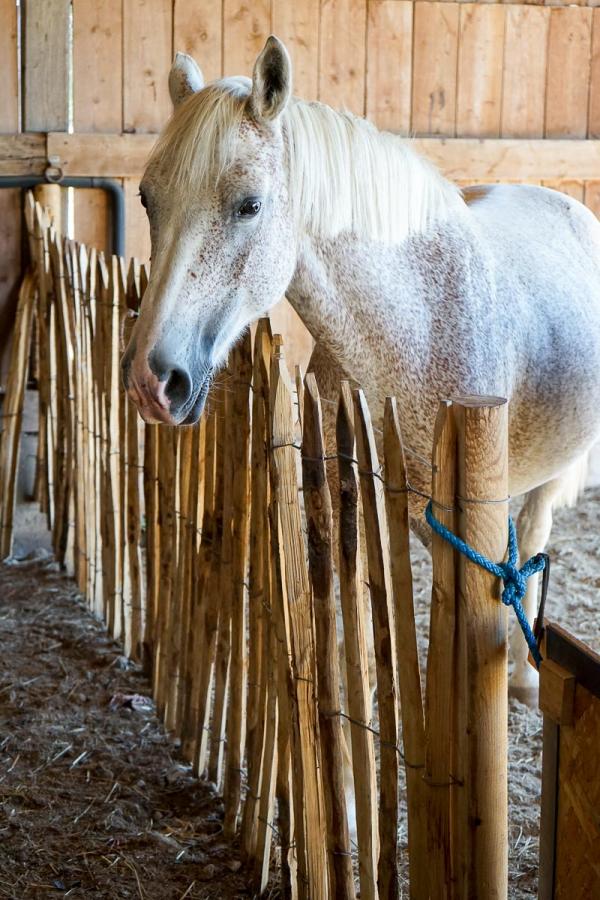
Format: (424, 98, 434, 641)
(288, 233, 420, 386)
(287, 210, 478, 420)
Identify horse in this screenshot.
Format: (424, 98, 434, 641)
(121, 35, 600, 702)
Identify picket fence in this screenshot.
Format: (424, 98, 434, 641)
(0, 194, 513, 900)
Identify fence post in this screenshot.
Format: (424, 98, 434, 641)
(383, 396, 428, 897)
(271, 349, 327, 900)
(302, 373, 355, 899)
(354, 388, 399, 900)
(452, 396, 509, 900)
(425, 400, 457, 899)
(336, 383, 378, 900)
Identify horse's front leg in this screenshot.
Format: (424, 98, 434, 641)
(510, 481, 560, 704)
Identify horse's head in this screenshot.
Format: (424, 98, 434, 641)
(122, 36, 296, 425)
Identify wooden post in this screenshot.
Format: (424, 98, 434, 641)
(271, 348, 327, 900)
(267, 336, 296, 900)
(31, 201, 54, 527)
(175, 422, 202, 736)
(0, 269, 36, 558)
(425, 401, 458, 900)
(143, 423, 160, 673)
(183, 407, 217, 768)
(196, 403, 226, 776)
(336, 382, 378, 900)
(170, 426, 192, 732)
(208, 383, 234, 787)
(223, 334, 252, 835)
(302, 373, 355, 899)
(33, 185, 62, 237)
(383, 397, 428, 899)
(452, 396, 509, 900)
(241, 319, 273, 864)
(354, 388, 399, 900)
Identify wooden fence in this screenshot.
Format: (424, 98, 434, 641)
(0, 195, 515, 899)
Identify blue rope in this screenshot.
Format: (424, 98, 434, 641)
(425, 500, 545, 668)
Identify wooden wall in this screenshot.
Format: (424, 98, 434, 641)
(2, 0, 600, 373)
(89, 1, 600, 228)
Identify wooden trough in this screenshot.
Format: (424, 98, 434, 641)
(0, 195, 596, 898)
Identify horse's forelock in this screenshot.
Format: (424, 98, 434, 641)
(146, 77, 253, 196)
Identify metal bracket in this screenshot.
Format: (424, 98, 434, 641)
(44, 156, 64, 184)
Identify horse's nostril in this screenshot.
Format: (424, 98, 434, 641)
(164, 366, 192, 409)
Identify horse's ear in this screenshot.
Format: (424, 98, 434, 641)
(249, 36, 292, 122)
(169, 52, 204, 108)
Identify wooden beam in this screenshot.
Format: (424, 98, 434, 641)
(414, 137, 600, 182)
(46, 133, 156, 178)
(2, 134, 600, 183)
(0, 134, 47, 175)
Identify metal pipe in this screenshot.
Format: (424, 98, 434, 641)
(0, 175, 125, 256)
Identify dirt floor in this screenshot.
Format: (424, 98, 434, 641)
(0, 525, 249, 898)
(2, 488, 599, 898)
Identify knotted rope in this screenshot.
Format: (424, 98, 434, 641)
(425, 500, 545, 667)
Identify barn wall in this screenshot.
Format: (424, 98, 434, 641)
(2, 0, 600, 372)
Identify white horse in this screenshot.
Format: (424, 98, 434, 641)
(122, 36, 600, 700)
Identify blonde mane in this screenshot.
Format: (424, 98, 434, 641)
(148, 78, 462, 244)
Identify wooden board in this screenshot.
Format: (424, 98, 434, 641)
(173, 0, 224, 84)
(412, 3, 459, 136)
(319, 0, 367, 115)
(123, 0, 173, 261)
(589, 9, 600, 139)
(366, 1, 413, 134)
(72, 0, 123, 254)
(123, 0, 173, 134)
(501, 7, 550, 139)
(45, 133, 156, 178)
(456, 5, 505, 138)
(4, 132, 588, 182)
(272, 0, 319, 101)
(223, 0, 271, 77)
(545, 8, 593, 139)
(22, 0, 70, 132)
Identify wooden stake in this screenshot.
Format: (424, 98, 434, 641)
(383, 397, 428, 898)
(208, 383, 234, 787)
(452, 396, 509, 900)
(303, 373, 355, 899)
(267, 336, 296, 899)
(336, 382, 379, 900)
(241, 319, 273, 863)
(183, 407, 216, 765)
(143, 423, 160, 673)
(196, 403, 226, 776)
(0, 270, 36, 558)
(271, 348, 327, 900)
(223, 333, 252, 835)
(354, 387, 399, 900)
(425, 401, 458, 900)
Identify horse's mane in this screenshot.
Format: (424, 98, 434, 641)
(148, 77, 462, 244)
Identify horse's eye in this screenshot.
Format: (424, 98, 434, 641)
(237, 198, 262, 218)
(138, 190, 148, 210)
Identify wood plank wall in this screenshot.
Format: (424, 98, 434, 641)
(2, 0, 600, 372)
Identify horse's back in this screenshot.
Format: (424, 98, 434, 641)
(466, 182, 600, 272)
(466, 183, 600, 492)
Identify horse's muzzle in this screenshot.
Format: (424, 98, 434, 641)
(121, 341, 209, 426)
